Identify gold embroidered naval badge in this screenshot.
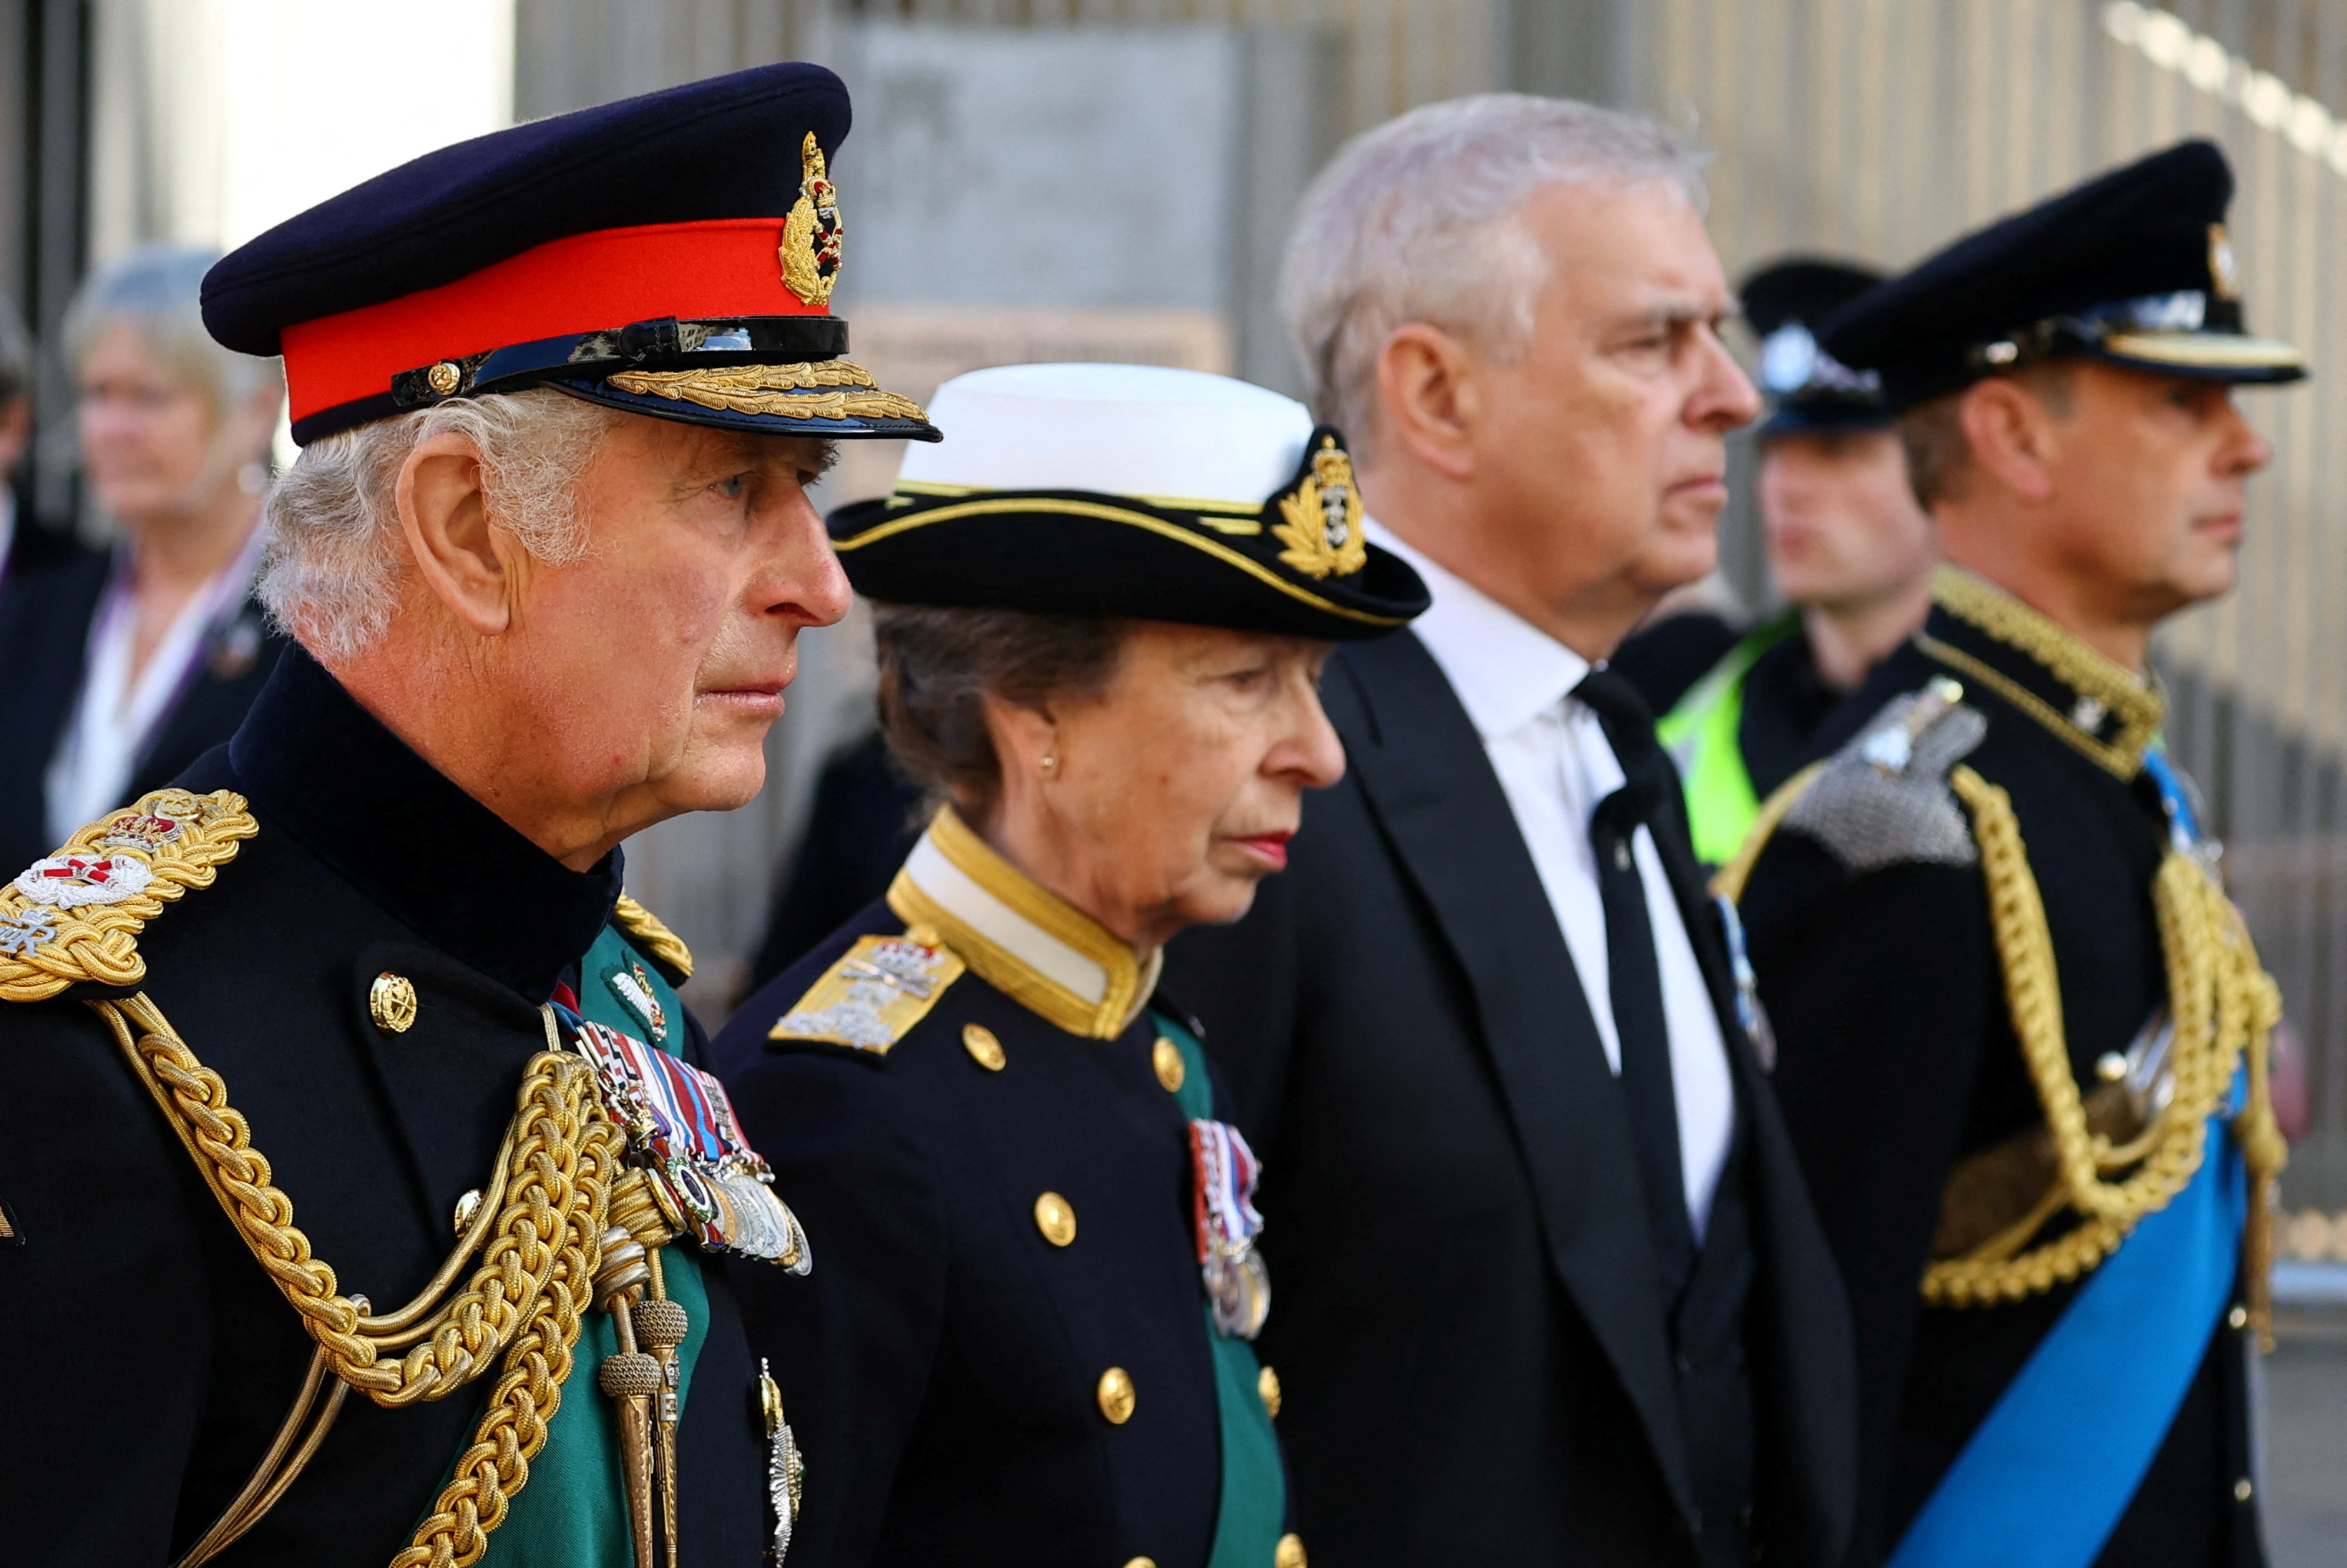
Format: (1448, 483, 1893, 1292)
(781, 132, 844, 308)
(1272, 433, 1367, 580)
(0, 788, 257, 1003)
(769, 926, 965, 1054)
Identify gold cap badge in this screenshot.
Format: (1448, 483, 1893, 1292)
(2208, 223, 2240, 302)
(781, 132, 844, 308)
(1272, 431, 1367, 580)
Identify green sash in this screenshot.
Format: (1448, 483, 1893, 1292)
(1152, 1010, 1285, 1568)
(1656, 612, 1800, 866)
(467, 924, 711, 1566)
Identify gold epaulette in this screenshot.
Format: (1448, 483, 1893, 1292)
(767, 924, 965, 1056)
(0, 788, 258, 1004)
(613, 891, 694, 980)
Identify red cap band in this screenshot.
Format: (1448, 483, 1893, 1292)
(278, 217, 826, 423)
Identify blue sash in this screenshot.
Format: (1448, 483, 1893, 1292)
(1891, 743, 2243, 1568)
(1887, 1111, 2244, 1568)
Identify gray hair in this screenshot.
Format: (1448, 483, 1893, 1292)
(260, 389, 623, 662)
(1282, 94, 1709, 451)
(0, 295, 29, 406)
(65, 244, 280, 415)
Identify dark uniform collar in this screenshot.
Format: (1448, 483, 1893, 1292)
(1915, 565, 2163, 779)
(228, 645, 621, 1001)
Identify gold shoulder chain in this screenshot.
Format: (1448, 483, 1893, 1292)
(612, 893, 694, 980)
(1928, 767, 2286, 1341)
(92, 990, 678, 1564)
(0, 789, 257, 1003)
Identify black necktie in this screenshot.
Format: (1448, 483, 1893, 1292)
(1573, 667, 1698, 1303)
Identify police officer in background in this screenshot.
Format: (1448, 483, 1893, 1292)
(1727, 140, 2296, 1567)
(0, 64, 933, 1565)
(1617, 259, 1938, 866)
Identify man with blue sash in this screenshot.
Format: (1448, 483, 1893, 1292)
(1724, 141, 2296, 1568)
(0, 64, 935, 1565)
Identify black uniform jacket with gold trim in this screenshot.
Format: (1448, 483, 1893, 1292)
(1739, 581, 2262, 1568)
(0, 647, 766, 1566)
(714, 897, 1237, 1568)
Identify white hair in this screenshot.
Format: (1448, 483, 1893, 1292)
(260, 388, 623, 662)
(1281, 94, 1709, 452)
(66, 243, 280, 415)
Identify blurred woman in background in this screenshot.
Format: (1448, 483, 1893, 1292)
(0, 244, 285, 875)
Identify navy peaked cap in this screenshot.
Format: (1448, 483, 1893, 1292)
(1742, 256, 1890, 435)
(203, 62, 937, 445)
(1820, 139, 2304, 411)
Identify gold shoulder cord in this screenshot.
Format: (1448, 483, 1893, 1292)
(2, 790, 680, 1567)
(1716, 766, 2288, 1346)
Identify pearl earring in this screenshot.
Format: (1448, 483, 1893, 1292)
(1040, 755, 1058, 774)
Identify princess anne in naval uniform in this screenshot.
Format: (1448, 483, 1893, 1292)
(711, 363, 1429, 1568)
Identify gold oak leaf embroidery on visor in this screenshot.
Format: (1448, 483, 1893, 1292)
(603, 361, 929, 423)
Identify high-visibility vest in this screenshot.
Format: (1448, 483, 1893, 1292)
(1656, 611, 1802, 867)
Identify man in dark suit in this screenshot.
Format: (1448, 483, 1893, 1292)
(1164, 95, 1856, 1567)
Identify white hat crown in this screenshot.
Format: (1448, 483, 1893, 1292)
(896, 362, 1314, 508)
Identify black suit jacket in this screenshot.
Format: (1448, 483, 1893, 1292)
(0, 545, 286, 877)
(1163, 631, 1855, 1567)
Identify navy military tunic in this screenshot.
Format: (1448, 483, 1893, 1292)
(1739, 572, 2264, 1567)
(714, 808, 1288, 1568)
(0, 647, 771, 1565)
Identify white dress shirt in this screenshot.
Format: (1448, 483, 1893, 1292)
(44, 526, 265, 844)
(1370, 521, 1737, 1237)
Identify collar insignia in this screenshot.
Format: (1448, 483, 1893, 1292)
(1922, 567, 2162, 778)
(603, 955, 670, 1044)
(1272, 430, 1367, 581)
(769, 926, 965, 1054)
(780, 132, 844, 308)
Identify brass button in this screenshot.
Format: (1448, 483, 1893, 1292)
(425, 360, 463, 396)
(2234, 1477, 2253, 1502)
(452, 1187, 483, 1234)
(1152, 1036, 1186, 1092)
(1123, 1559, 1157, 1568)
(2095, 1051, 2127, 1082)
(369, 972, 418, 1033)
(2228, 1305, 2249, 1331)
(1096, 1366, 1136, 1424)
(1034, 1191, 1076, 1248)
(963, 1023, 1006, 1071)
(1277, 1534, 1309, 1568)
(1258, 1363, 1282, 1418)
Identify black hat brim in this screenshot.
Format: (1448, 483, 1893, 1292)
(829, 491, 1428, 641)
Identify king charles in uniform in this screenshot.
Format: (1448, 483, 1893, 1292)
(0, 64, 930, 1567)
